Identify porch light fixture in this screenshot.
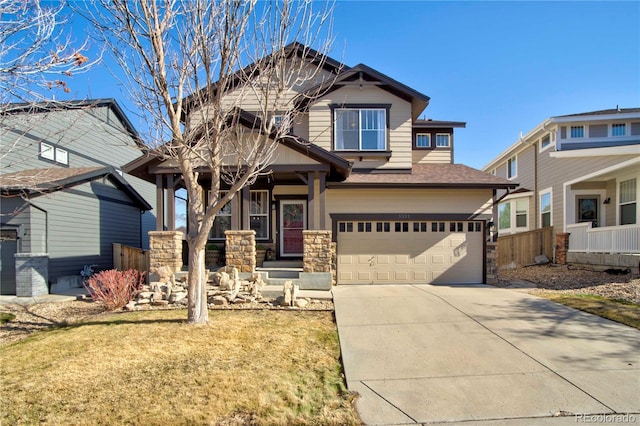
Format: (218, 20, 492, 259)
(271, 201, 277, 210)
(603, 198, 611, 205)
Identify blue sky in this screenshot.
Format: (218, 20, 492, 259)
(63, 1, 639, 170)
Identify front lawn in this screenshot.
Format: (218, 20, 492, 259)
(0, 309, 360, 425)
(534, 291, 640, 330)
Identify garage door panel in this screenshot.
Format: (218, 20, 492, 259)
(338, 220, 484, 285)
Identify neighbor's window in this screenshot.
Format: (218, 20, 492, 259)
(507, 156, 517, 179)
(210, 191, 232, 239)
(516, 199, 528, 228)
(498, 202, 511, 230)
(619, 178, 637, 225)
(335, 108, 386, 151)
(570, 125, 584, 138)
(540, 191, 552, 227)
(416, 133, 430, 148)
(435, 134, 450, 148)
(39, 142, 68, 165)
(250, 190, 269, 239)
(612, 123, 626, 137)
(540, 134, 551, 150)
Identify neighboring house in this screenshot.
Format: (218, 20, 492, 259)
(126, 43, 515, 285)
(0, 99, 155, 295)
(483, 108, 640, 268)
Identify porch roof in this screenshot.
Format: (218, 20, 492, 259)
(328, 163, 517, 189)
(123, 109, 352, 183)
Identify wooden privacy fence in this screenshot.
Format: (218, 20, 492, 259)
(113, 243, 150, 276)
(497, 227, 554, 269)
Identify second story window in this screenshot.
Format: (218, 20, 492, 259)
(540, 134, 551, 150)
(435, 134, 450, 148)
(415, 134, 430, 148)
(507, 156, 517, 179)
(40, 142, 69, 165)
(570, 125, 584, 138)
(612, 123, 626, 137)
(335, 108, 386, 151)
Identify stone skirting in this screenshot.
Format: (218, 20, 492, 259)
(149, 231, 183, 273)
(225, 230, 256, 272)
(485, 242, 498, 284)
(303, 230, 332, 273)
(15, 253, 49, 297)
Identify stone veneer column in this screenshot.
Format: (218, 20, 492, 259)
(15, 253, 49, 296)
(225, 230, 256, 273)
(303, 230, 332, 273)
(485, 242, 498, 285)
(149, 231, 183, 273)
(555, 233, 570, 265)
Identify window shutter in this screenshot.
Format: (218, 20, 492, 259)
(588, 124, 607, 138)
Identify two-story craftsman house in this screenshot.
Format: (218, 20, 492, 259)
(126, 43, 514, 285)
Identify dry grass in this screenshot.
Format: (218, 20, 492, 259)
(0, 309, 360, 425)
(534, 291, 640, 330)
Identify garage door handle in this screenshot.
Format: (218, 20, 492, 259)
(369, 256, 375, 267)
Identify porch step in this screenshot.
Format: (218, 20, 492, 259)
(257, 268, 302, 279)
(262, 260, 303, 269)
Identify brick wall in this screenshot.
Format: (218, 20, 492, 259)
(555, 233, 570, 265)
(485, 242, 498, 284)
(149, 231, 183, 273)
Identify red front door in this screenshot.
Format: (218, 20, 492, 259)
(280, 200, 306, 257)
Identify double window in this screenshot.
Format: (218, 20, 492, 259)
(612, 123, 626, 137)
(334, 108, 387, 151)
(498, 198, 528, 233)
(570, 126, 585, 138)
(209, 190, 270, 240)
(40, 142, 68, 165)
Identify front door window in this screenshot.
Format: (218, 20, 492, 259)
(577, 196, 599, 227)
(280, 200, 306, 257)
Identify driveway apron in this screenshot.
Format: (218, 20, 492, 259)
(333, 284, 640, 425)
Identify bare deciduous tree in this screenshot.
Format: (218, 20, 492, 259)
(85, 0, 338, 324)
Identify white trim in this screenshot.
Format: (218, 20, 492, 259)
(568, 189, 606, 227)
(435, 133, 451, 148)
(502, 190, 534, 202)
(415, 133, 431, 148)
(617, 175, 639, 225)
(40, 142, 55, 160)
(550, 145, 640, 158)
(538, 133, 554, 153)
(539, 188, 553, 229)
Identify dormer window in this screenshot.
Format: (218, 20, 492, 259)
(612, 123, 626, 136)
(570, 125, 585, 138)
(334, 107, 387, 151)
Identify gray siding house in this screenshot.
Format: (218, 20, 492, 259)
(0, 100, 155, 295)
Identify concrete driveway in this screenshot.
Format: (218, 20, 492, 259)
(333, 284, 640, 425)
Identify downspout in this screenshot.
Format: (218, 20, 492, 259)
(21, 196, 49, 253)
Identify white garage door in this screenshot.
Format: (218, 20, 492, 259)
(337, 220, 484, 284)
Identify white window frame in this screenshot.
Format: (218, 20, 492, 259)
(40, 142, 55, 161)
(435, 133, 450, 148)
(539, 133, 554, 153)
(498, 197, 529, 234)
(415, 133, 431, 148)
(507, 155, 517, 180)
(569, 125, 585, 139)
(611, 123, 626, 137)
(334, 108, 387, 151)
(539, 188, 553, 228)
(249, 190, 270, 240)
(55, 147, 68, 165)
(618, 177, 637, 225)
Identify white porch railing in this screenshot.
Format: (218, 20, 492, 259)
(567, 223, 640, 253)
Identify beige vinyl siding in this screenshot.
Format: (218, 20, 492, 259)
(412, 150, 452, 164)
(309, 86, 413, 170)
(293, 113, 309, 141)
(537, 150, 638, 232)
(325, 188, 493, 225)
(272, 143, 320, 166)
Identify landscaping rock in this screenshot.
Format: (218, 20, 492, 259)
(169, 292, 187, 303)
(212, 296, 228, 306)
(124, 301, 137, 311)
(151, 300, 169, 307)
(295, 298, 309, 308)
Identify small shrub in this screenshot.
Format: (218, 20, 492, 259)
(84, 269, 145, 311)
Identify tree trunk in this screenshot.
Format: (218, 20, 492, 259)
(187, 243, 208, 324)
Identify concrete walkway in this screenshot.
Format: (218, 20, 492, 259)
(333, 284, 640, 425)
